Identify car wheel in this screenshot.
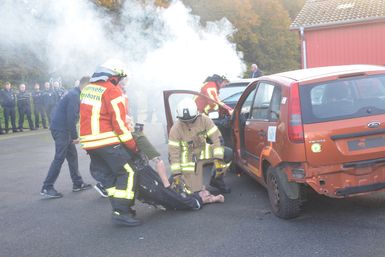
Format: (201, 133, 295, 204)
(266, 166, 301, 219)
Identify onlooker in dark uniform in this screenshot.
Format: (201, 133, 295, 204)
(40, 76, 91, 198)
(32, 83, 47, 129)
(53, 81, 66, 101)
(0, 90, 4, 135)
(42, 82, 56, 125)
(0, 94, 4, 134)
(1, 82, 18, 133)
(250, 63, 262, 78)
(17, 84, 35, 131)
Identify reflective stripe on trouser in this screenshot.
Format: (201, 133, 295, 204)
(87, 144, 137, 212)
(105, 163, 135, 200)
(183, 147, 233, 192)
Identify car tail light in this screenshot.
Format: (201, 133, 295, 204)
(288, 82, 304, 143)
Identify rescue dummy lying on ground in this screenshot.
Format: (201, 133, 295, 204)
(90, 127, 224, 210)
(133, 155, 224, 210)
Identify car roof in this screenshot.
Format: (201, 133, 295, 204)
(225, 78, 257, 87)
(270, 65, 385, 83)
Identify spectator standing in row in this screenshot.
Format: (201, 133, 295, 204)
(17, 84, 35, 131)
(250, 63, 262, 78)
(42, 82, 56, 125)
(0, 101, 3, 134)
(1, 82, 18, 133)
(32, 83, 47, 129)
(53, 81, 66, 101)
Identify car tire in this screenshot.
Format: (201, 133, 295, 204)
(266, 166, 301, 219)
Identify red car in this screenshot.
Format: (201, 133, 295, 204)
(164, 65, 385, 219)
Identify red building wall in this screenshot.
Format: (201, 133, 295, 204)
(304, 21, 385, 68)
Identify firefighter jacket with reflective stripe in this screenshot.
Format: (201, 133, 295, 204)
(168, 114, 224, 174)
(195, 81, 232, 115)
(79, 80, 137, 152)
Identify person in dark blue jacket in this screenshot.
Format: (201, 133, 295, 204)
(40, 76, 91, 198)
(250, 63, 262, 78)
(42, 82, 56, 125)
(17, 83, 35, 131)
(1, 82, 18, 133)
(32, 83, 47, 129)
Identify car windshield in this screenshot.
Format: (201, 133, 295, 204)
(300, 74, 385, 123)
(222, 92, 244, 103)
(219, 83, 248, 100)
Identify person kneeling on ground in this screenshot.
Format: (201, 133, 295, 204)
(168, 98, 233, 203)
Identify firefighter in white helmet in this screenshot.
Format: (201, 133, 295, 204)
(80, 58, 141, 226)
(168, 98, 232, 200)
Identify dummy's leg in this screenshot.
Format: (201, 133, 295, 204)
(132, 131, 170, 188)
(151, 157, 170, 188)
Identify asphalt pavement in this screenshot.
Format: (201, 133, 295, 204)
(1, 125, 385, 257)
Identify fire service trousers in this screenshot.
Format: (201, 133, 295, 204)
(3, 106, 17, 131)
(183, 146, 233, 192)
(34, 104, 47, 128)
(87, 144, 137, 213)
(18, 105, 34, 130)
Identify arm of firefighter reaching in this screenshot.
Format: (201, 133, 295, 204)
(106, 87, 138, 153)
(168, 124, 182, 174)
(204, 116, 224, 159)
(207, 87, 233, 113)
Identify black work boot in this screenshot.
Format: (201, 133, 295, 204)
(209, 175, 231, 194)
(111, 210, 142, 227)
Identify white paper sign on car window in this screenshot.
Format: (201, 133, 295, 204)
(268, 126, 277, 142)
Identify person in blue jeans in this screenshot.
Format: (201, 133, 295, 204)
(40, 76, 91, 198)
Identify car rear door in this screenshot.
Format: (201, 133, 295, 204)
(299, 75, 385, 167)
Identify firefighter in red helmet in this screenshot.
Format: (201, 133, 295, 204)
(195, 74, 232, 115)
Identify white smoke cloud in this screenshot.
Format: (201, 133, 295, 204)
(0, 0, 245, 91)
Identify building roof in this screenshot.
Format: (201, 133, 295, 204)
(290, 0, 385, 30)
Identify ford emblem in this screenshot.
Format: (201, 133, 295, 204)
(367, 121, 380, 128)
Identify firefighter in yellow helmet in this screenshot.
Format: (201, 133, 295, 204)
(168, 98, 232, 198)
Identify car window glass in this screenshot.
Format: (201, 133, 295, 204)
(223, 92, 243, 102)
(301, 74, 385, 124)
(240, 88, 257, 119)
(270, 86, 282, 121)
(250, 82, 275, 120)
(219, 83, 248, 100)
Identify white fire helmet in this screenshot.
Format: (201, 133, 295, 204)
(100, 58, 128, 78)
(176, 98, 198, 122)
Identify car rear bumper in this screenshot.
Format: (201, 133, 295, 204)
(336, 182, 385, 197)
(302, 164, 385, 198)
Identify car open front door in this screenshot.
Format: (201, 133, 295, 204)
(163, 90, 231, 135)
(246, 83, 281, 175)
(234, 82, 281, 178)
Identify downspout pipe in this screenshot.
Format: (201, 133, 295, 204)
(300, 27, 307, 69)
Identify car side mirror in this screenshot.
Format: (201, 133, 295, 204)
(208, 111, 219, 119)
